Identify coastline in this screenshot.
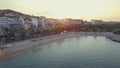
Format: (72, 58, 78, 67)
(0, 32, 120, 59)
(104, 33, 120, 42)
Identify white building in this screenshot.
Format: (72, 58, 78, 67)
(91, 20, 103, 24)
(19, 16, 39, 30)
(0, 17, 23, 36)
(39, 17, 54, 31)
(31, 17, 39, 28)
(0, 17, 23, 28)
(65, 18, 84, 26)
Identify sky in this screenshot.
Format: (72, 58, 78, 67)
(0, 0, 120, 21)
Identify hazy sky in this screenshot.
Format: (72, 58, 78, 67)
(0, 0, 120, 21)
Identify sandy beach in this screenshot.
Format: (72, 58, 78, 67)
(0, 32, 120, 59)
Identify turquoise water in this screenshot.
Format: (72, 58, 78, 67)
(0, 36, 120, 68)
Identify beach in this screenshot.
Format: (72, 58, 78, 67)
(0, 32, 120, 59)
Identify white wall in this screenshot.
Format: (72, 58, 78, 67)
(31, 17, 39, 28)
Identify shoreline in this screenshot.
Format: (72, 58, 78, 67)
(0, 32, 120, 59)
